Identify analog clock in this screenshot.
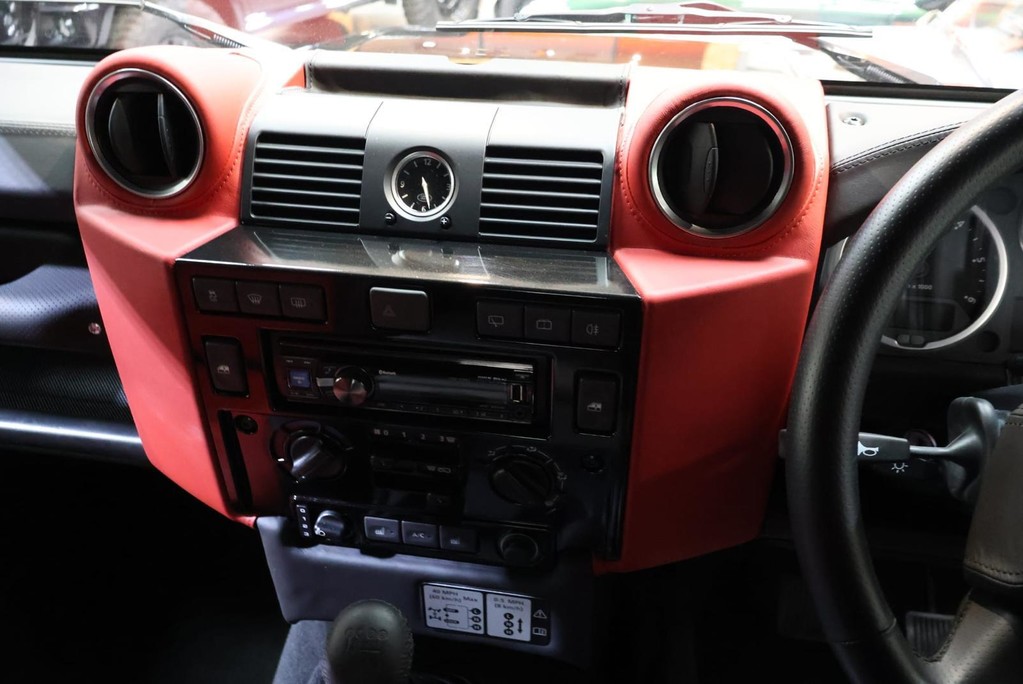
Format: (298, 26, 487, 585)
(390, 151, 455, 220)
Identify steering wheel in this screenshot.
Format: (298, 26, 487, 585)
(786, 89, 1023, 682)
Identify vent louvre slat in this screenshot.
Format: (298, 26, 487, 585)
(252, 173, 361, 187)
(257, 142, 365, 156)
(253, 187, 361, 201)
(479, 146, 603, 243)
(482, 172, 601, 186)
(255, 158, 363, 172)
(248, 132, 364, 229)
(482, 187, 599, 201)
(480, 202, 599, 216)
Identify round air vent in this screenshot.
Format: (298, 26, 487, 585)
(85, 68, 203, 199)
(649, 97, 793, 238)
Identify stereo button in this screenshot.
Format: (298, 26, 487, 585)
(287, 369, 313, 390)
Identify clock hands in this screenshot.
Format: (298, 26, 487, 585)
(421, 176, 432, 210)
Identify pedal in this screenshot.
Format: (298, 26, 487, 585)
(905, 611, 955, 656)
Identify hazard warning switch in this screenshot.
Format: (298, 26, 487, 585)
(370, 287, 431, 332)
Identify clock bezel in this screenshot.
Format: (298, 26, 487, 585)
(387, 150, 457, 222)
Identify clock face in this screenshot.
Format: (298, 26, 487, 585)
(391, 152, 455, 220)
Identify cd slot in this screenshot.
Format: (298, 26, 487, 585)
(273, 337, 542, 425)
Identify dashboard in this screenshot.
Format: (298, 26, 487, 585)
(2, 39, 1013, 668)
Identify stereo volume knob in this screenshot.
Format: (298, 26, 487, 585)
(332, 368, 372, 407)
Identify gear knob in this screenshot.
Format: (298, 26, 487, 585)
(326, 600, 414, 684)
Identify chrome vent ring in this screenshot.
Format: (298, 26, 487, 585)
(84, 68, 204, 199)
(648, 97, 794, 239)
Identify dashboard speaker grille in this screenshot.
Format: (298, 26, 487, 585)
(248, 132, 365, 229)
(479, 146, 603, 243)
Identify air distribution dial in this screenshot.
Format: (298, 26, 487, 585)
(489, 447, 563, 507)
(276, 425, 352, 481)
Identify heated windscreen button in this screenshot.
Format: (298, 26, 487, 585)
(280, 284, 326, 321)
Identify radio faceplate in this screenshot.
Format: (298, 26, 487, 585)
(273, 338, 543, 426)
(175, 227, 641, 567)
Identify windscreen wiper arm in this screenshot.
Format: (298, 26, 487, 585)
(136, 0, 288, 50)
(440, 2, 873, 38)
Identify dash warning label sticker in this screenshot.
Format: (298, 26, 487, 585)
(423, 585, 485, 635)
(485, 592, 532, 642)
(421, 583, 551, 645)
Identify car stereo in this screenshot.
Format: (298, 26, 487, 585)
(273, 338, 540, 425)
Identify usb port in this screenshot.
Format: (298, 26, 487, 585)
(510, 384, 525, 403)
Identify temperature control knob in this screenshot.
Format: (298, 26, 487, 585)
(489, 450, 561, 507)
(278, 428, 351, 481)
(332, 367, 372, 407)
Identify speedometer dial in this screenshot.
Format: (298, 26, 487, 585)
(882, 207, 1007, 350)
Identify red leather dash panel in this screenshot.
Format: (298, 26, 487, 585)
(601, 68, 829, 572)
(74, 47, 304, 521)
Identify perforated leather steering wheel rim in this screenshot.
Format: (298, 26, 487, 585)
(786, 88, 1023, 683)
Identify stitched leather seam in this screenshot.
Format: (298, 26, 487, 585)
(833, 123, 963, 175)
(833, 134, 945, 175)
(921, 593, 971, 662)
(964, 558, 1023, 579)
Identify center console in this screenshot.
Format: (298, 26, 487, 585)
(174, 226, 640, 660)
